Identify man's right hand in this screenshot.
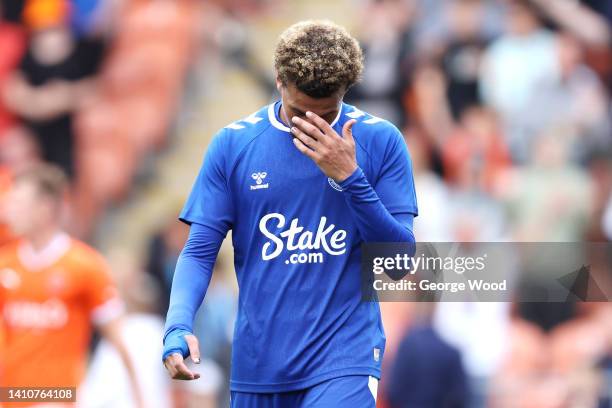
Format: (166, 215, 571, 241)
(163, 329, 201, 380)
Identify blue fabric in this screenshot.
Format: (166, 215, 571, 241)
(386, 325, 469, 408)
(339, 167, 415, 242)
(164, 101, 418, 392)
(230, 375, 376, 408)
(70, 0, 102, 35)
(163, 222, 226, 360)
(162, 328, 192, 361)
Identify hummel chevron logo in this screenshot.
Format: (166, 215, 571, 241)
(251, 172, 269, 190)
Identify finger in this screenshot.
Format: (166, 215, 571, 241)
(291, 116, 326, 142)
(163, 358, 177, 377)
(184, 335, 201, 364)
(292, 137, 318, 161)
(173, 358, 201, 380)
(305, 111, 335, 137)
(342, 119, 356, 144)
(164, 353, 185, 377)
(291, 126, 320, 150)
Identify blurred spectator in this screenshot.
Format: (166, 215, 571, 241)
(0, 125, 41, 174)
(81, 254, 171, 408)
(531, 0, 611, 47)
(146, 218, 190, 315)
(0, 126, 40, 246)
(2, 0, 104, 178)
(498, 126, 594, 241)
(491, 305, 612, 408)
(445, 186, 507, 242)
(0, 163, 144, 406)
(523, 32, 611, 162)
(479, 0, 559, 162)
(548, 305, 611, 375)
(81, 314, 172, 408)
(404, 61, 454, 154)
(387, 303, 469, 408)
(439, 0, 490, 119)
(411, 0, 504, 55)
(586, 150, 612, 240)
(83, 246, 225, 408)
(407, 130, 453, 241)
(387, 325, 469, 408)
(0, 0, 26, 23)
(441, 105, 511, 193)
(434, 302, 512, 407)
(604, 192, 612, 240)
(346, 0, 417, 126)
(0, 2, 26, 137)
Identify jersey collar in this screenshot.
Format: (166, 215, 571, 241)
(268, 101, 343, 133)
(18, 232, 71, 271)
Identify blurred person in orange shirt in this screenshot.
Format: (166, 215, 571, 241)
(0, 169, 13, 248)
(0, 163, 143, 407)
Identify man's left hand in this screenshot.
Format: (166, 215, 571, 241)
(291, 111, 358, 182)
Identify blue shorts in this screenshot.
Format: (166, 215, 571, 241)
(230, 375, 378, 408)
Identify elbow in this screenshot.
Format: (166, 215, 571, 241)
(396, 225, 415, 245)
(405, 226, 415, 243)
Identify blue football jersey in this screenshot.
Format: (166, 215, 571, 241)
(180, 101, 418, 392)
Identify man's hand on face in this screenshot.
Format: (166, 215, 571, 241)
(290, 111, 358, 182)
(163, 331, 201, 380)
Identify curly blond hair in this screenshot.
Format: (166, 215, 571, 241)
(274, 20, 364, 98)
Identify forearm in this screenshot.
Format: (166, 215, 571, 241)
(339, 167, 415, 243)
(164, 223, 225, 337)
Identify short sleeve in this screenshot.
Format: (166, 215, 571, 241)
(179, 130, 233, 234)
(374, 127, 418, 216)
(85, 256, 123, 326)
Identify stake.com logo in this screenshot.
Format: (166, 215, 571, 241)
(258, 213, 347, 264)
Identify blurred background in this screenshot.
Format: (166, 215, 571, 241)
(0, 0, 611, 407)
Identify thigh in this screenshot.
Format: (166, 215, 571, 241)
(302, 375, 378, 408)
(230, 392, 268, 408)
(230, 391, 303, 408)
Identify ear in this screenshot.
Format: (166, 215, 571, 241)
(275, 75, 283, 93)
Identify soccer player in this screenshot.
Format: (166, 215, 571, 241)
(163, 20, 418, 407)
(0, 164, 143, 407)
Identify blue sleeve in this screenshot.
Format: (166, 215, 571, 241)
(162, 222, 226, 360)
(179, 130, 234, 233)
(338, 128, 418, 243)
(163, 131, 233, 361)
(373, 127, 418, 217)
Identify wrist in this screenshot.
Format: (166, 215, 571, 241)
(333, 163, 358, 184)
(337, 166, 364, 189)
(163, 324, 192, 343)
(162, 327, 192, 361)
